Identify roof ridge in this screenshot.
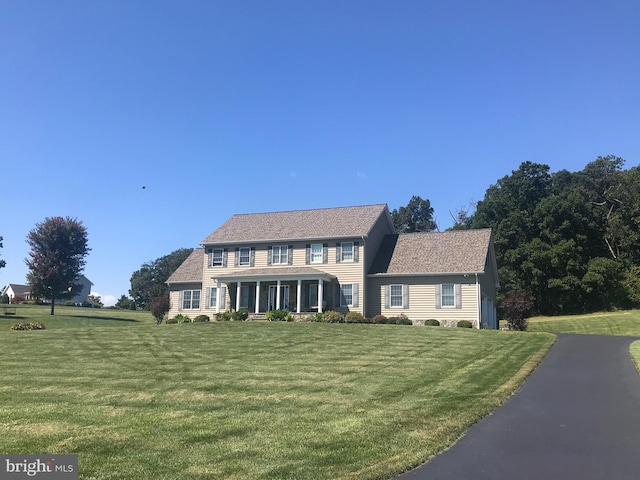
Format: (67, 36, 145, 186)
(228, 203, 388, 217)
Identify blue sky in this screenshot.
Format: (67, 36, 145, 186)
(1, 1, 639, 306)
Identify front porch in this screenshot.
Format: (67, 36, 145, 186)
(212, 268, 336, 315)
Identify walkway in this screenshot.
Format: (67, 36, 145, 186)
(396, 334, 640, 480)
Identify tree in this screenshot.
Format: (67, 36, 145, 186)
(25, 217, 90, 315)
(129, 248, 193, 310)
(86, 294, 104, 308)
(391, 196, 437, 233)
(150, 296, 170, 324)
(500, 291, 534, 331)
(115, 295, 137, 310)
(0, 236, 6, 270)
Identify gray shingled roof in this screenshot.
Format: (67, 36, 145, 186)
(166, 248, 204, 284)
(201, 204, 389, 244)
(369, 229, 493, 275)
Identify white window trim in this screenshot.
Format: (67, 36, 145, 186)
(310, 243, 323, 264)
(271, 245, 288, 265)
(211, 249, 224, 267)
(340, 284, 353, 306)
(390, 284, 404, 308)
(341, 242, 354, 262)
(209, 287, 217, 308)
(238, 247, 251, 266)
(182, 289, 201, 310)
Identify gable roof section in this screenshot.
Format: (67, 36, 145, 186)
(201, 204, 391, 244)
(166, 248, 204, 284)
(2, 284, 31, 296)
(369, 229, 493, 275)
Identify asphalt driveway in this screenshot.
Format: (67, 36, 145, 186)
(396, 333, 640, 480)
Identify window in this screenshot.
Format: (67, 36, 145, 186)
(310, 244, 323, 263)
(240, 286, 250, 309)
(441, 284, 455, 307)
(209, 287, 217, 308)
(238, 247, 251, 266)
(340, 284, 353, 306)
(182, 290, 200, 310)
(210, 249, 223, 267)
(271, 245, 288, 265)
(390, 285, 403, 307)
(341, 242, 354, 262)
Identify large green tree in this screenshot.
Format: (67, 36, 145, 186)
(391, 196, 437, 233)
(470, 157, 640, 315)
(129, 248, 193, 310)
(25, 217, 90, 315)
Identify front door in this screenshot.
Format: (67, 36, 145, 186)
(268, 285, 290, 311)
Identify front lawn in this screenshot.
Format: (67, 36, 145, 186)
(527, 310, 640, 336)
(0, 306, 553, 479)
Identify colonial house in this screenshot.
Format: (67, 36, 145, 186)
(167, 204, 499, 328)
(1, 275, 93, 305)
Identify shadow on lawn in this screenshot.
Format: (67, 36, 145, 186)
(72, 315, 141, 323)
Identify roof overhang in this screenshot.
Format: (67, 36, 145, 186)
(213, 267, 336, 283)
(367, 271, 484, 278)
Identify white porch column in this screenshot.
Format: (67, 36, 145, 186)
(215, 280, 221, 314)
(276, 280, 281, 310)
(236, 281, 242, 312)
(255, 281, 261, 314)
(318, 279, 323, 313)
(296, 279, 302, 314)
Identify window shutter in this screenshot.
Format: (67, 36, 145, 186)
(384, 285, 390, 309)
(288, 245, 293, 265)
(336, 243, 341, 263)
(234, 248, 239, 267)
(352, 283, 359, 308)
(305, 245, 310, 264)
(354, 241, 360, 262)
(455, 284, 462, 309)
(205, 288, 210, 308)
(267, 246, 272, 266)
(323, 244, 328, 264)
(250, 247, 255, 267)
(220, 287, 226, 309)
(178, 291, 184, 311)
(435, 284, 442, 309)
(403, 284, 409, 309)
(223, 249, 228, 267)
(206, 248, 212, 267)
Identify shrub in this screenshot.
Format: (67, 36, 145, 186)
(500, 291, 534, 331)
(395, 314, 412, 325)
(372, 314, 388, 324)
(64, 300, 76, 306)
(344, 311, 365, 323)
(11, 322, 46, 331)
(193, 315, 210, 323)
(217, 311, 232, 321)
(0, 294, 8, 304)
(385, 317, 398, 325)
(150, 296, 170, 325)
(424, 319, 440, 326)
(457, 320, 473, 328)
(231, 309, 249, 321)
(171, 314, 191, 324)
(12, 295, 25, 304)
(165, 317, 178, 324)
(266, 309, 293, 322)
(312, 312, 324, 322)
(321, 310, 344, 323)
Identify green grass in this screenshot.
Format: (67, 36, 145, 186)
(0, 305, 554, 480)
(527, 309, 640, 336)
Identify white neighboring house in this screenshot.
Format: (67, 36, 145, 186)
(1, 284, 32, 303)
(1, 275, 93, 305)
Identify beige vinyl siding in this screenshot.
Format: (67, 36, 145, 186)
(201, 240, 366, 314)
(368, 275, 480, 326)
(168, 282, 203, 319)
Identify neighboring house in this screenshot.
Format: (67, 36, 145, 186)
(1, 284, 32, 303)
(167, 204, 499, 328)
(71, 275, 93, 305)
(1, 275, 93, 305)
